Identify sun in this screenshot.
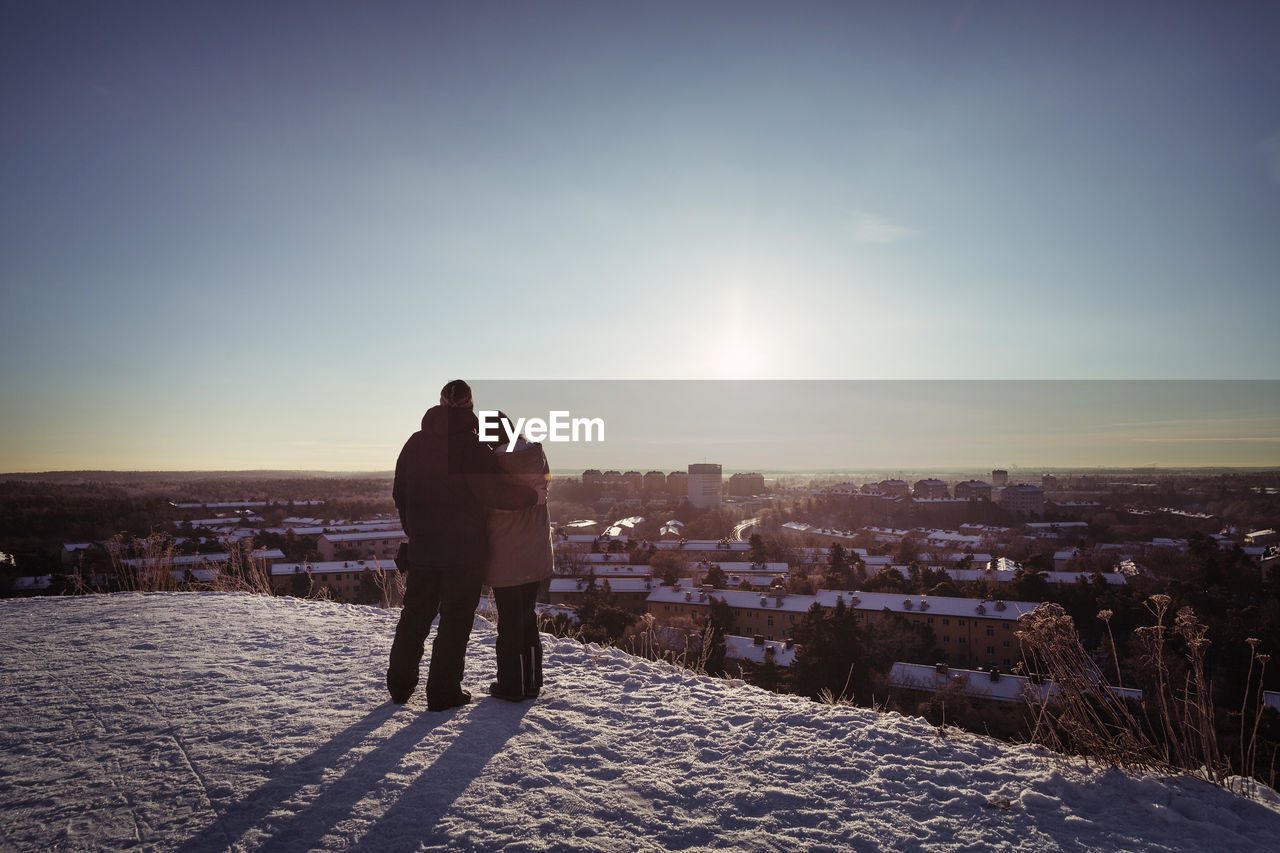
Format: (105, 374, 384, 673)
(709, 339, 759, 379)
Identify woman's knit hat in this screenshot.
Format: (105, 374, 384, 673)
(439, 379, 473, 409)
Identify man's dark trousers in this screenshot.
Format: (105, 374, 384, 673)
(387, 563, 483, 703)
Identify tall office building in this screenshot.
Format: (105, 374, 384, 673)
(687, 463, 723, 508)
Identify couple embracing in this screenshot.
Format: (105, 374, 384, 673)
(386, 379, 553, 711)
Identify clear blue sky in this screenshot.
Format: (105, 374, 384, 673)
(2, 2, 1278, 471)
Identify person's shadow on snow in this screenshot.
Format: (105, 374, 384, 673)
(348, 699, 534, 851)
(176, 698, 531, 853)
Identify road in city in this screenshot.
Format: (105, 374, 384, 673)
(731, 517, 759, 542)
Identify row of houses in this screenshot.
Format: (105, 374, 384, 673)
(887, 661, 1144, 704)
(714, 639, 1151, 711)
(549, 578, 1038, 671)
(13, 548, 290, 594)
(269, 559, 393, 600)
(119, 549, 287, 572)
(779, 519, 1275, 566)
(314, 530, 406, 561)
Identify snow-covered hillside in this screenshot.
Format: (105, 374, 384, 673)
(1, 593, 1276, 852)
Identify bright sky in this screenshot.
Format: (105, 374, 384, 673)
(2, 2, 1278, 472)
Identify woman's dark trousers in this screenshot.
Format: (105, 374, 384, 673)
(492, 581, 543, 697)
(387, 563, 483, 705)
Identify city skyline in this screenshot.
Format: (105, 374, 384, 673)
(3, 3, 1279, 472)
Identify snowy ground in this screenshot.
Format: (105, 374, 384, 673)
(1, 593, 1277, 852)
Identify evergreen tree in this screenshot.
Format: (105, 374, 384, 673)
(576, 579, 637, 644)
(787, 567, 815, 595)
(357, 568, 380, 605)
(289, 568, 311, 598)
(918, 566, 954, 596)
(790, 600, 867, 702)
(867, 566, 907, 593)
(753, 646, 782, 692)
(823, 544, 856, 590)
(1012, 566, 1050, 602)
(702, 597, 732, 676)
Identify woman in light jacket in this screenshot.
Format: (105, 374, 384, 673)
(483, 420, 554, 701)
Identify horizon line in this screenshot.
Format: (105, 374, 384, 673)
(5, 464, 1280, 479)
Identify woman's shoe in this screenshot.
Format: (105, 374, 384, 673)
(488, 681, 528, 702)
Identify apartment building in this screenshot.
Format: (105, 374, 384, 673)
(913, 479, 950, 499)
(999, 484, 1045, 518)
(548, 577, 655, 614)
(645, 586, 1038, 669)
(270, 559, 394, 603)
(954, 480, 992, 501)
(728, 472, 766, 496)
(316, 530, 406, 562)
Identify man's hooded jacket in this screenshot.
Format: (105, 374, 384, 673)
(393, 405, 536, 569)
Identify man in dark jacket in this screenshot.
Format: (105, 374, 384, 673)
(386, 379, 542, 710)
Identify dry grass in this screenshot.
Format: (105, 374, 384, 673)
(1016, 597, 1275, 798)
(369, 560, 405, 609)
(623, 612, 717, 676)
(536, 609, 719, 677)
(211, 536, 274, 595)
(90, 533, 277, 597)
(1238, 638, 1272, 798)
(104, 533, 180, 593)
(817, 664, 859, 707)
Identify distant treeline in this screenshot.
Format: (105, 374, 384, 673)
(0, 475, 398, 573)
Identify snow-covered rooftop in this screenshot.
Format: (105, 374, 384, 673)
(183, 517, 243, 527)
(550, 577, 655, 594)
(318, 530, 407, 543)
(888, 662, 1144, 704)
(270, 560, 393, 576)
(12, 575, 52, 590)
(122, 549, 286, 568)
(693, 561, 788, 573)
(723, 634, 797, 667)
(554, 534, 600, 546)
(646, 586, 1039, 621)
(648, 586, 814, 613)
(814, 590, 1040, 621)
(943, 568, 1130, 586)
(653, 540, 752, 552)
(916, 552, 993, 565)
(571, 553, 635, 563)
(553, 564, 653, 578)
